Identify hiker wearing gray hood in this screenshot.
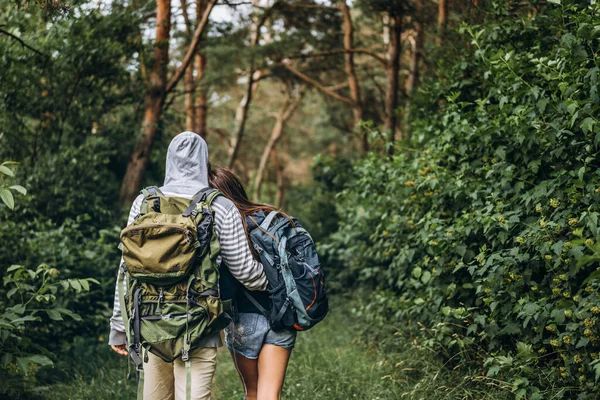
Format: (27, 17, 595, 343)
(109, 131, 268, 399)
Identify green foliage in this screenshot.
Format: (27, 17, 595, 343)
(0, 165, 97, 397)
(326, 1, 600, 398)
(0, 162, 27, 210)
(0, 4, 138, 377)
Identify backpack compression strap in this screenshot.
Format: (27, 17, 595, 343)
(242, 290, 269, 317)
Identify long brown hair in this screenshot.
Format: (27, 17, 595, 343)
(208, 164, 291, 254)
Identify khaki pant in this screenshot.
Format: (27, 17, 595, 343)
(143, 347, 217, 400)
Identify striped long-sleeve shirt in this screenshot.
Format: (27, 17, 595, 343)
(108, 191, 267, 347)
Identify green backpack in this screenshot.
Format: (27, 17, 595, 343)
(117, 186, 225, 399)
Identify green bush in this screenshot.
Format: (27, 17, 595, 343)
(0, 162, 98, 398)
(326, 1, 600, 398)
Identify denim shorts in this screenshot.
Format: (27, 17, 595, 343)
(225, 312, 297, 359)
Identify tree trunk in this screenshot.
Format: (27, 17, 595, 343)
(340, 0, 366, 153)
(182, 0, 196, 131)
(404, 0, 424, 140)
(194, 0, 208, 137)
(384, 12, 402, 155)
(119, 0, 216, 206)
(227, 1, 275, 169)
(253, 89, 302, 201)
(184, 64, 196, 131)
(119, 0, 171, 206)
(194, 53, 208, 137)
(437, 0, 447, 46)
(272, 148, 285, 208)
(407, 3, 423, 96)
(228, 69, 262, 169)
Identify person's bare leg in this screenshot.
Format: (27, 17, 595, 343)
(230, 351, 259, 400)
(256, 344, 292, 400)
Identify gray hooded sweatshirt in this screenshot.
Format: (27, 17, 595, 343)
(109, 131, 267, 347)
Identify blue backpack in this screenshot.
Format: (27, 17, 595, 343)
(243, 211, 328, 331)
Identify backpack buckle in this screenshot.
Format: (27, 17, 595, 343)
(181, 349, 189, 362)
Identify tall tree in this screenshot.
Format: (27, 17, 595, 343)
(181, 0, 196, 132)
(227, 0, 278, 169)
(283, 0, 410, 154)
(181, 0, 209, 136)
(272, 148, 285, 208)
(383, 8, 402, 154)
(253, 84, 303, 200)
(407, 0, 424, 97)
(194, 53, 208, 136)
(194, 0, 209, 137)
(340, 0, 366, 153)
(404, 0, 425, 139)
(437, 0, 447, 46)
(119, 0, 216, 206)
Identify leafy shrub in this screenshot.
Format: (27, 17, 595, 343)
(326, 1, 600, 398)
(0, 162, 98, 397)
(0, 264, 97, 397)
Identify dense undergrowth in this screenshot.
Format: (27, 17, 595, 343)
(323, 1, 600, 398)
(44, 295, 511, 400)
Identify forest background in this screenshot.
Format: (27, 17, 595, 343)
(2, 0, 600, 399)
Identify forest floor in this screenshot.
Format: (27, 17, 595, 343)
(43, 296, 511, 400)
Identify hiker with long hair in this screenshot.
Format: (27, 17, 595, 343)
(209, 165, 296, 400)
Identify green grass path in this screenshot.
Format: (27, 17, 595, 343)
(47, 297, 509, 400)
(211, 300, 402, 400)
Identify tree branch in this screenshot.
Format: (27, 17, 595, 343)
(281, 63, 355, 105)
(326, 81, 349, 91)
(181, 0, 193, 35)
(217, 0, 252, 6)
(254, 71, 273, 82)
(284, 4, 337, 9)
(288, 48, 387, 66)
(165, 0, 216, 94)
(0, 28, 45, 56)
(227, 1, 279, 169)
(209, 127, 234, 148)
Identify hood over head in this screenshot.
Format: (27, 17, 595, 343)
(163, 131, 208, 191)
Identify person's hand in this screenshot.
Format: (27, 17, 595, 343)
(111, 344, 128, 356)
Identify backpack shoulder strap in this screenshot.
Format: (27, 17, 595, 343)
(140, 186, 164, 215)
(204, 189, 221, 206)
(260, 210, 280, 230)
(182, 187, 217, 217)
